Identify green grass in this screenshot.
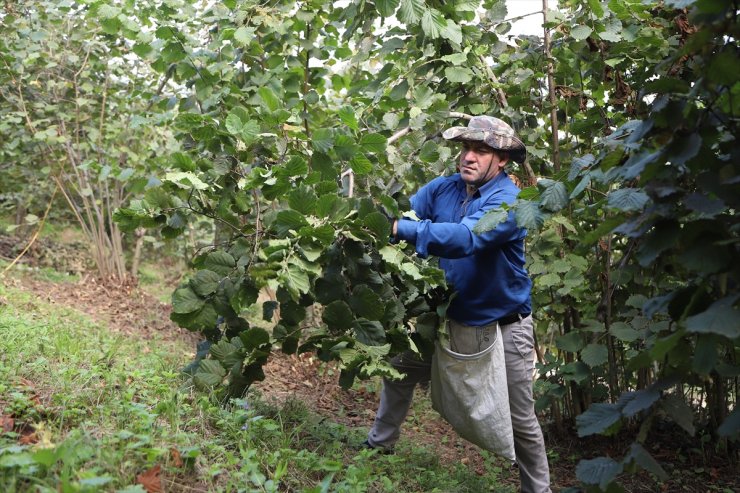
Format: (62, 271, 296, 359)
(0, 281, 513, 493)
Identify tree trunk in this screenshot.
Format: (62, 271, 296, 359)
(130, 227, 145, 280)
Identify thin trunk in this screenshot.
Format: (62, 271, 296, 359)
(604, 237, 619, 400)
(130, 227, 145, 280)
(542, 0, 561, 172)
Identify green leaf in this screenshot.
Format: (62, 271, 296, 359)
(171, 304, 218, 332)
(441, 19, 463, 45)
(164, 171, 209, 190)
(239, 327, 271, 351)
(577, 403, 622, 437)
(668, 133, 701, 166)
(398, 0, 425, 24)
(240, 120, 260, 144)
(349, 285, 385, 320)
(513, 200, 546, 230)
(288, 186, 318, 215)
(233, 26, 255, 46)
(418, 141, 440, 162)
(619, 389, 660, 417)
(353, 319, 387, 345)
(98, 4, 121, 18)
(444, 66, 473, 83)
(441, 52, 468, 65)
(225, 113, 244, 135)
(334, 135, 359, 160)
(210, 340, 242, 367)
(283, 263, 311, 298)
(556, 331, 584, 352)
(421, 9, 447, 39)
(275, 210, 309, 236)
(204, 251, 236, 276)
(360, 133, 388, 153)
(350, 154, 373, 175)
(322, 300, 354, 331)
(172, 286, 205, 314)
(609, 322, 639, 343)
(538, 179, 568, 212)
(581, 343, 608, 367)
(586, 0, 604, 16)
(607, 188, 649, 212)
(623, 443, 668, 481)
(693, 335, 718, 374)
(685, 296, 740, 339)
(189, 269, 222, 297)
(661, 394, 695, 436)
(258, 87, 281, 112)
(707, 49, 739, 86)
(283, 156, 309, 177)
(193, 359, 226, 389)
(473, 208, 509, 234)
(376, 0, 400, 17)
(598, 18, 622, 42)
(571, 25, 593, 41)
(338, 105, 359, 131)
(312, 128, 334, 152)
(576, 457, 622, 490)
(717, 407, 739, 438)
(364, 212, 391, 240)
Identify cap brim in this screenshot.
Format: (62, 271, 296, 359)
(443, 127, 527, 163)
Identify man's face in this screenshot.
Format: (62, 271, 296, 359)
(458, 142, 508, 187)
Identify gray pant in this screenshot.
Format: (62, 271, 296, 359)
(367, 316, 551, 493)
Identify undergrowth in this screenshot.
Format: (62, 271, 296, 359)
(0, 280, 512, 492)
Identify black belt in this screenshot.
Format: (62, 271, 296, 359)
(497, 312, 530, 326)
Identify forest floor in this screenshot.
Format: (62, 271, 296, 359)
(1, 232, 738, 492)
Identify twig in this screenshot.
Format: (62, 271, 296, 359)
(477, 55, 509, 108)
(2, 183, 59, 275)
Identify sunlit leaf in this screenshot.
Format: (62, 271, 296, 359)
(375, 0, 400, 17)
(571, 25, 593, 40)
(398, 0, 425, 24)
(421, 9, 446, 39)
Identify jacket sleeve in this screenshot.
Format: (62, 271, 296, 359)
(396, 191, 523, 259)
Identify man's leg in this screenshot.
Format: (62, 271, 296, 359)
(501, 315, 552, 493)
(367, 351, 431, 449)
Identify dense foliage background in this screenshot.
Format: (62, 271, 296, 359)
(1, 0, 737, 490)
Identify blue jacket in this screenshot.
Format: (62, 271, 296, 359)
(395, 172, 532, 326)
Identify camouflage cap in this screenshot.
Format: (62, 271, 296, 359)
(442, 115, 527, 163)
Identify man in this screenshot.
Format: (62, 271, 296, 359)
(366, 115, 552, 493)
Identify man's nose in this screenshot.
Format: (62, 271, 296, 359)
(462, 149, 477, 162)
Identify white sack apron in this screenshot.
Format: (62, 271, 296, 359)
(430, 323, 516, 461)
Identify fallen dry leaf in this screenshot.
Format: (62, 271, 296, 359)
(19, 431, 37, 445)
(170, 447, 183, 468)
(136, 464, 162, 493)
(1, 415, 14, 433)
(16, 377, 36, 388)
